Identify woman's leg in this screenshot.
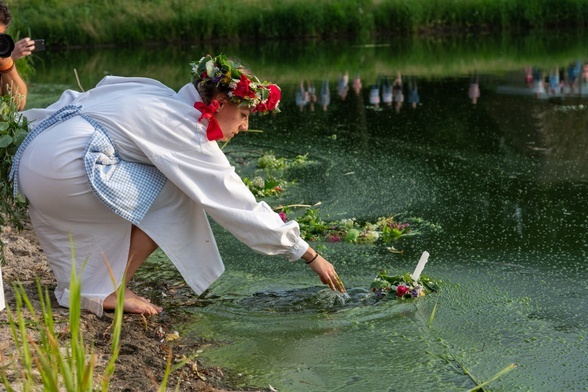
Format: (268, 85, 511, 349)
(103, 226, 163, 314)
(125, 225, 159, 285)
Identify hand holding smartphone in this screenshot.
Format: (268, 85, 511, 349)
(32, 39, 45, 52)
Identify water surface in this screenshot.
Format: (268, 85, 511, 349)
(27, 34, 588, 391)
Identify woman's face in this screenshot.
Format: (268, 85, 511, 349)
(214, 97, 250, 141)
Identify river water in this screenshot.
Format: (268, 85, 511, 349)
(27, 34, 587, 391)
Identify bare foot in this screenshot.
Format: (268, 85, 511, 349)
(103, 288, 163, 315)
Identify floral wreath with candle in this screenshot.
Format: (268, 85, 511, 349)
(190, 54, 281, 115)
(370, 271, 442, 300)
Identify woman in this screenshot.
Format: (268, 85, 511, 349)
(11, 54, 345, 316)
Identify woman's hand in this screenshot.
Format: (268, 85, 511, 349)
(303, 250, 346, 293)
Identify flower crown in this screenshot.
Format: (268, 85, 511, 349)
(190, 54, 281, 114)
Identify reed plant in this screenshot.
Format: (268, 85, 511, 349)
(9, 0, 588, 48)
(0, 239, 125, 391)
(0, 238, 185, 390)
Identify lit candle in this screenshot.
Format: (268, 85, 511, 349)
(411, 251, 430, 282)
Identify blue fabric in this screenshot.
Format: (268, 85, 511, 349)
(10, 105, 167, 225)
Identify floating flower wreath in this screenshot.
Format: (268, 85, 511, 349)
(370, 271, 442, 300)
(191, 53, 281, 114)
(280, 207, 418, 246)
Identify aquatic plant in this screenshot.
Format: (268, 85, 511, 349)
(257, 151, 308, 171)
(233, 151, 430, 244)
(238, 151, 308, 198)
(432, 352, 517, 391)
(282, 207, 435, 246)
(242, 175, 288, 198)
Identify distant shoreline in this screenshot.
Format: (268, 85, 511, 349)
(10, 0, 588, 48)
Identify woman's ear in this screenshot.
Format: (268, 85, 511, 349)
(214, 94, 228, 110)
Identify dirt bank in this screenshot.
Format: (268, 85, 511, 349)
(0, 222, 265, 391)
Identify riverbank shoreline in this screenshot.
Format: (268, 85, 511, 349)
(0, 222, 266, 391)
(10, 0, 588, 49)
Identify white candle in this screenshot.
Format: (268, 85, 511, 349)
(411, 251, 430, 282)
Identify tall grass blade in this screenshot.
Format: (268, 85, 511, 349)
(3, 288, 34, 389)
(68, 235, 86, 389)
(100, 252, 124, 391)
(1, 239, 181, 391)
(158, 347, 174, 392)
(466, 363, 517, 392)
(27, 337, 59, 390)
(427, 297, 439, 328)
(13, 287, 34, 381)
(82, 348, 96, 391)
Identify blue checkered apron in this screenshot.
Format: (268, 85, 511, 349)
(10, 105, 167, 225)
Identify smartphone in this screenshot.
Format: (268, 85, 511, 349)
(32, 39, 45, 52)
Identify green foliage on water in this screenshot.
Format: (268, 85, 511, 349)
(8, 0, 588, 48)
(284, 206, 441, 246)
(227, 151, 309, 198)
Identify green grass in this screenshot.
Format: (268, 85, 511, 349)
(0, 92, 31, 263)
(0, 239, 125, 391)
(8, 0, 588, 48)
(0, 238, 185, 390)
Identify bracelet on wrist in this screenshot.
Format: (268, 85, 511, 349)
(305, 253, 319, 265)
(0, 59, 14, 73)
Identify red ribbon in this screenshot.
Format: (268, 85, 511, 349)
(194, 100, 223, 141)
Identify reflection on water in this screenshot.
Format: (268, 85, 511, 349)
(27, 34, 588, 391)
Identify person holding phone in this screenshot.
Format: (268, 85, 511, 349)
(0, 1, 28, 110)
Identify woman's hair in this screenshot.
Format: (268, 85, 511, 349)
(192, 77, 233, 105)
(192, 57, 252, 105)
(0, 1, 12, 27)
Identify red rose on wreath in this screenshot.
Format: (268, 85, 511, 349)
(233, 74, 256, 99)
(266, 84, 281, 111)
(396, 285, 410, 296)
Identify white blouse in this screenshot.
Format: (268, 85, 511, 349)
(19, 76, 308, 314)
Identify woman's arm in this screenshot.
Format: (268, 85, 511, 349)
(0, 56, 27, 110)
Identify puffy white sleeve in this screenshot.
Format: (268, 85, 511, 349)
(91, 80, 309, 261)
(151, 144, 309, 261)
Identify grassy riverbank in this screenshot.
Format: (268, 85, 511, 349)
(9, 0, 588, 48)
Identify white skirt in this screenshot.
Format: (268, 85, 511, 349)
(19, 117, 130, 315)
(17, 116, 224, 316)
